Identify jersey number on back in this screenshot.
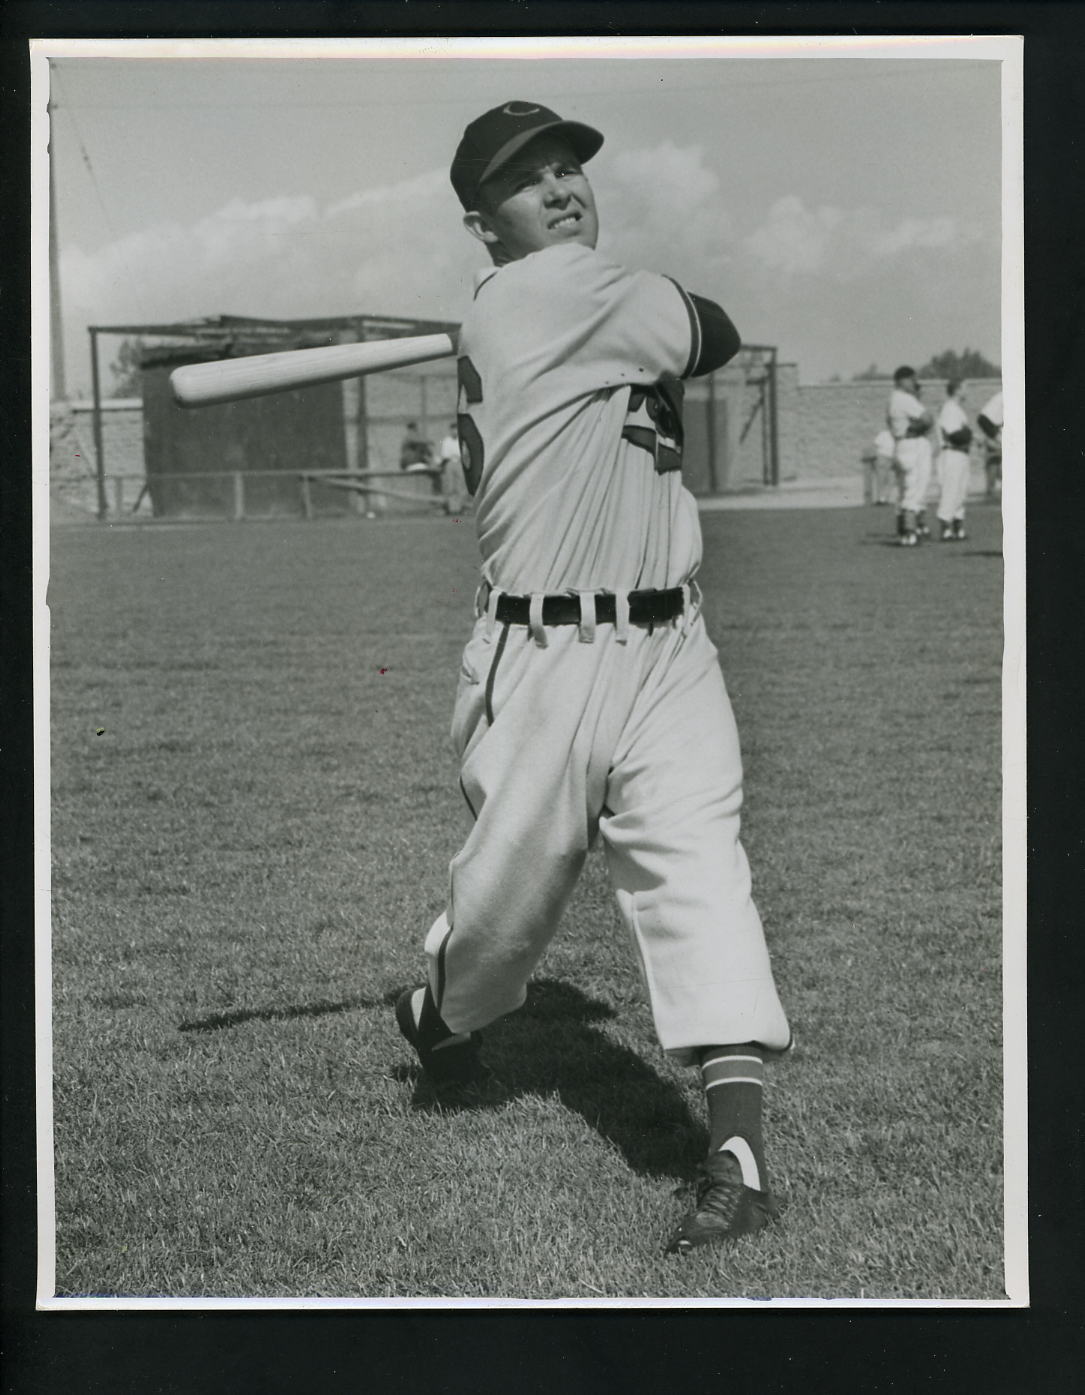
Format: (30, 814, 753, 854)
(456, 357, 484, 496)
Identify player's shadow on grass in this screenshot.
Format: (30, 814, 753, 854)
(392, 978, 706, 1182)
(178, 993, 381, 1033)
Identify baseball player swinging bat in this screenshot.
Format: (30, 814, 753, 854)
(169, 331, 458, 408)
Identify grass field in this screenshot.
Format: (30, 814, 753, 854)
(46, 501, 1006, 1302)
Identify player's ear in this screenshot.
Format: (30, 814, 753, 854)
(463, 210, 499, 246)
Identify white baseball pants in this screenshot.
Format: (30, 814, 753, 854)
(937, 448, 970, 523)
(895, 438, 933, 514)
(424, 602, 791, 1064)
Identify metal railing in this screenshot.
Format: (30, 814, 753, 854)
(87, 467, 459, 521)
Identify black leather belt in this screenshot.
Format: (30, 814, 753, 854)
(491, 586, 686, 627)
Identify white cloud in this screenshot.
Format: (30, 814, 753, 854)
(595, 141, 738, 285)
(56, 145, 994, 394)
(744, 195, 983, 279)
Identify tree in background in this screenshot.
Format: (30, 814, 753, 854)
(916, 348, 1000, 380)
(108, 337, 145, 398)
(851, 350, 1000, 383)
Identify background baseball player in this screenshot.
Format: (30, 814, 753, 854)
(935, 379, 973, 540)
(435, 420, 463, 513)
(395, 100, 792, 1255)
(862, 427, 897, 506)
(977, 389, 1004, 501)
(887, 365, 934, 546)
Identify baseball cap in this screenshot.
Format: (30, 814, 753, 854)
(450, 100, 604, 210)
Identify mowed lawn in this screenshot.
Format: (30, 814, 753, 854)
(47, 502, 1006, 1301)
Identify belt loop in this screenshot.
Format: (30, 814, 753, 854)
(614, 589, 631, 645)
(528, 592, 549, 647)
(679, 582, 691, 632)
(577, 591, 597, 644)
(688, 579, 703, 632)
(485, 583, 503, 638)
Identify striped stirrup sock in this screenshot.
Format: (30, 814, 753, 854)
(700, 1044, 766, 1191)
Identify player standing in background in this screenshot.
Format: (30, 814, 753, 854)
(394, 100, 792, 1255)
(935, 380, 973, 540)
(887, 366, 934, 546)
(863, 427, 897, 506)
(435, 421, 463, 512)
(874, 427, 897, 505)
(977, 389, 1004, 502)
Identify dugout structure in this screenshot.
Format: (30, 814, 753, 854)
(86, 313, 459, 521)
(85, 318, 779, 518)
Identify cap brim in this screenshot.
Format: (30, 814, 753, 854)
(475, 120, 604, 199)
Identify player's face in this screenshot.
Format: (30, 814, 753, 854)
(470, 136, 599, 261)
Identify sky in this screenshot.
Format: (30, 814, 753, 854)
(38, 38, 1011, 393)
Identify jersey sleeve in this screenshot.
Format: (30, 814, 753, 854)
(498, 244, 738, 390)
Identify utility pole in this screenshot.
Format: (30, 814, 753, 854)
(48, 91, 67, 401)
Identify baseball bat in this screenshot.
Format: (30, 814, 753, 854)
(169, 331, 458, 408)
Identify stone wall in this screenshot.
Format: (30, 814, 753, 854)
(777, 374, 1003, 481)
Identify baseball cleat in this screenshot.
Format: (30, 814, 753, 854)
(899, 531, 919, 547)
(395, 984, 484, 1084)
(665, 1151, 780, 1254)
(941, 525, 955, 541)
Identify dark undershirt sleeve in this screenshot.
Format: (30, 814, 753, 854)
(665, 279, 742, 377)
(685, 293, 742, 375)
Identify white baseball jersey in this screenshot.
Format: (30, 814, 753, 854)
(980, 391, 1004, 430)
(438, 433, 461, 465)
(456, 242, 708, 595)
(887, 388, 928, 443)
(938, 397, 969, 451)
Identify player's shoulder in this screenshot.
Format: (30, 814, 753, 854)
(498, 242, 628, 295)
(467, 245, 638, 341)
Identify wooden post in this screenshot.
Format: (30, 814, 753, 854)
(768, 349, 780, 487)
(232, 471, 244, 521)
(89, 329, 107, 520)
(706, 372, 719, 493)
(356, 366, 373, 514)
(761, 364, 770, 486)
(356, 372, 369, 471)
